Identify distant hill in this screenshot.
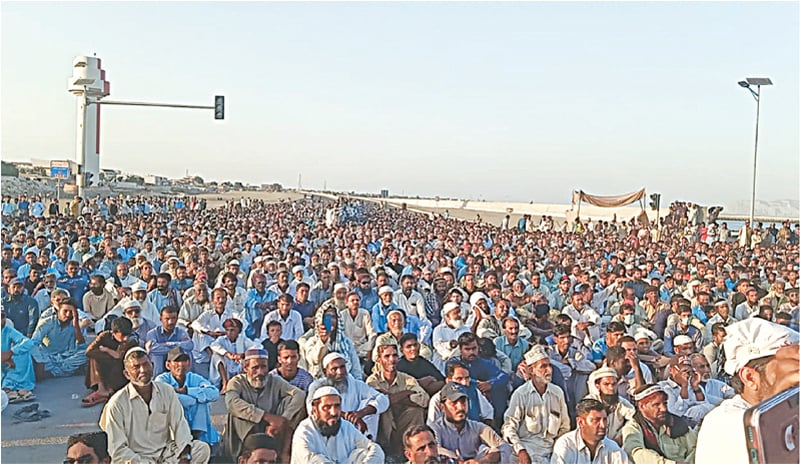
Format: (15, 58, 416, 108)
(725, 199, 799, 219)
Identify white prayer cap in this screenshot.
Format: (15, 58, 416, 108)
(439, 267, 453, 275)
(311, 386, 340, 401)
(673, 335, 693, 347)
(378, 286, 394, 296)
(292, 265, 304, 274)
(129, 280, 148, 293)
(469, 292, 488, 306)
(442, 302, 461, 316)
(524, 345, 549, 366)
(123, 299, 142, 309)
(589, 366, 618, 382)
(723, 318, 799, 375)
(333, 283, 347, 293)
(124, 346, 148, 361)
(228, 259, 240, 266)
(254, 256, 265, 263)
(322, 352, 346, 369)
(688, 280, 701, 287)
(632, 384, 666, 402)
(633, 330, 652, 342)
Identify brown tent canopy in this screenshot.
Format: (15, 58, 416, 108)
(571, 188, 646, 208)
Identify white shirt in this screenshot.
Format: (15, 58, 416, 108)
(290, 416, 384, 464)
(502, 382, 571, 460)
(700, 378, 735, 406)
(431, 323, 470, 369)
(393, 289, 427, 322)
(306, 375, 389, 417)
(260, 308, 304, 342)
(551, 429, 632, 464)
(562, 305, 601, 345)
(658, 378, 715, 422)
(695, 395, 752, 464)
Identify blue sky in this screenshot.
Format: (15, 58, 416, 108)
(2, 2, 798, 207)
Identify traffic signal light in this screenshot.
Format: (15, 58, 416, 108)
(649, 193, 660, 210)
(85, 172, 95, 187)
(214, 96, 225, 120)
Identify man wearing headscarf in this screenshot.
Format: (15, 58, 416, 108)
(300, 305, 363, 380)
(695, 318, 799, 464)
(585, 367, 635, 445)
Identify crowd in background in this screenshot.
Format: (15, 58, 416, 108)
(1, 192, 798, 464)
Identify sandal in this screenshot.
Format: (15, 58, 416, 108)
(12, 403, 51, 423)
(7, 389, 36, 404)
(81, 391, 108, 407)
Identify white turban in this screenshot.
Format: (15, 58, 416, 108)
(524, 345, 549, 366)
(723, 318, 799, 375)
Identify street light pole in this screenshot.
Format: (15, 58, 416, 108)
(738, 77, 772, 225)
(749, 84, 761, 225)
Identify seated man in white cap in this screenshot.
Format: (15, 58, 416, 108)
(657, 354, 715, 426)
(121, 300, 158, 347)
(307, 352, 389, 441)
(585, 367, 636, 445)
(432, 302, 471, 371)
(502, 345, 570, 464)
(223, 348, 307, 460)
(621, 383, 697, 464)
(99, 347, 211, 463)
(695, 318, 799, 464)
(291, 385, 385, 464)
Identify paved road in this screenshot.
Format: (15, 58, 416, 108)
(1, 373, 229, 463)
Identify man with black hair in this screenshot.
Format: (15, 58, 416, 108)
(403, 424, 458, 464)
(551, 398, 631, 463)
(83, 317, 138, 406)
(238, 433, 277, 464)
(396, 332, 444, 395)
(449, 332, 509, 426)
(65, 431, 110, 464)
(269, 340, 314, 391)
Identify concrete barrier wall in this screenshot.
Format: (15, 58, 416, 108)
(373, 197, 670, 223)
(300, 190, 670, 224)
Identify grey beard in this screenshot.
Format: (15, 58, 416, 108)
(247, 374, 266, 389)
(325, 377, 348, 393)
(129, 378, 152, 388)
